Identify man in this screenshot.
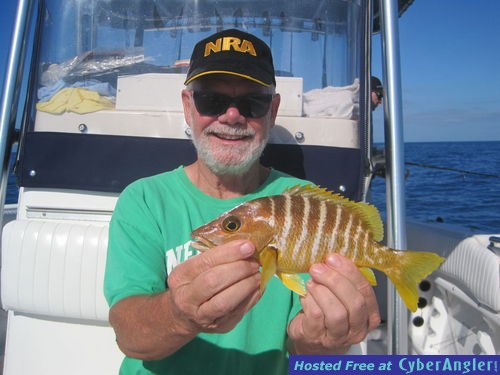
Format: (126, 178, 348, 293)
(104, 29, 380, 374)
(371, 76, 384, 110)
(370, 76, 386, 179)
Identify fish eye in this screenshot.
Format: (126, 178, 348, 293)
(222, 216, 241, 232)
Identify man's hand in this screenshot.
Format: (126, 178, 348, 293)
(167, 239, 262, 334)
(109, 240, 262, 360)
(287, 253, 380, 355)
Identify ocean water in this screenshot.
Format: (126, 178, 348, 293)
(369, 141, 500, 233)
(4, 141, 500, 233)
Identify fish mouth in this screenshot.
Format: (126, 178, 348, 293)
(190, 236, 216, 252)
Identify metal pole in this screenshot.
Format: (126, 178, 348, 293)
(0, 0, 33, 224)
(379, 0, 408, 354)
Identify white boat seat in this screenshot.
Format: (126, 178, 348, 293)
(439, 234, 500, 312)
(1, 219, 123, 374)
(409, 234, 500, 355)
(1, 220, 110, 320)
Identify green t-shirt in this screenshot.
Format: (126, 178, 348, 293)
(104, 166, 310, 375)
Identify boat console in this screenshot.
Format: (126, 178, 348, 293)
(1, 0, 372, 371)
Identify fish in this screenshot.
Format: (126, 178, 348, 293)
(190, 184, 445, 312)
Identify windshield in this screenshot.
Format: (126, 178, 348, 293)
(36, 0, 364, 119)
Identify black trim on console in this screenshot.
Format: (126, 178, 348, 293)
(18, 132, 362, 199)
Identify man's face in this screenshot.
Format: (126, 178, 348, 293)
(371, 90, 382, 110)
(182, 75, 280, 175)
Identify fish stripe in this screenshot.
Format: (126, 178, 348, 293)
(328, 205, 342, 252)
(280, 194, 293, 251)
(269, 196, 275, 226)
(270, 197, 279, 243)
(310, 199, 327, 262)
(363, 230, 369, 255)
(351, 217, 364, 261)
(299, 197, 320, 266)
(292, 196, 311, 260)
(362, 230, 373, 263)
(320, 201, 335, 253)
(340, 213, 353, 256)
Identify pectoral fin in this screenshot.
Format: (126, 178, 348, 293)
(359, 267, 377, 286)
(258, 246, 277, 293)
(278, 272, 307, 296)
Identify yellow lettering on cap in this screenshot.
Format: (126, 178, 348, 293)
(204, 39, 222, 57)
(204, 37, 257, 57)
(239, 40, 257, 56)
(222, 37, 241, 52)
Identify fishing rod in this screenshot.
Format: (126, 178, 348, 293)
(405, 162, 500, 179)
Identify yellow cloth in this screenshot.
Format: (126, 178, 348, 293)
(36, 87, 114, 114)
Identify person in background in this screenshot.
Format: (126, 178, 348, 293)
(369, 76, 386, 180)
(104, 29, 380, 375)
(371, 76, 384, 110)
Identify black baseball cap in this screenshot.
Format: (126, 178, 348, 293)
(184, 29, 276, 87)
(371, 76, 383, 93)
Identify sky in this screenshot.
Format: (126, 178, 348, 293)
(371, 0, 500, 142)
(1, 0, 499, 143)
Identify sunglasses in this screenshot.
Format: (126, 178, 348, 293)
(192, 91, 273, 118)
(375, 90, 384, 100)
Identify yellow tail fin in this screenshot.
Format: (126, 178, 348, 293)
(385, 250, 445, 312)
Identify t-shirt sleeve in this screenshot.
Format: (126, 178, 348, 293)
(103, 183, 167, 307)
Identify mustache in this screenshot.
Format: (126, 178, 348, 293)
(203, 125, 256, 138)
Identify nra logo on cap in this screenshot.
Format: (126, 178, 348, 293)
(204, 37, 257, 57)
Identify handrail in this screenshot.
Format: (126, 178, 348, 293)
(0, 0, 34, 226)
(379, 0, 409, 354)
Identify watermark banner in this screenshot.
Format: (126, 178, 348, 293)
(289, 355, 499, 375)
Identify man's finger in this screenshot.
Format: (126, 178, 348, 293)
(168, 240, 256, 288)
(186, 259, 260, 303)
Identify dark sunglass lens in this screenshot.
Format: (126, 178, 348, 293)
(193, 92, 230, 116)
(237, 94, 272, 118)
(193, 92, 272, 118)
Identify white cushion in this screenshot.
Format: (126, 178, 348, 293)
(439, 234, 500, 312)
(1, 220, 110, 321)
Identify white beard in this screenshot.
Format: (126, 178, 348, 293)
(191, 124, 269, 176)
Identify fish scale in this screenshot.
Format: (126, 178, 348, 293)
(191, 184, 446, 312)
(272, 195, 312, 270)
(327, 203, 343, 254)
(273, 195, 373, 270)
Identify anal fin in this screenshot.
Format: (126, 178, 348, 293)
(258, 247, 277, 294)
(278, 272, 307, 296)
(359, 267, 378, 286)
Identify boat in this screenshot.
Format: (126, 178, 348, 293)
(0, 0, 498, 373)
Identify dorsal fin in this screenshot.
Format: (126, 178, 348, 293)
(283, 184, 384, 242)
